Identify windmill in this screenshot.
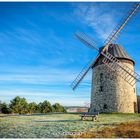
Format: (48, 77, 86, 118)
(71, 3, 140, 113)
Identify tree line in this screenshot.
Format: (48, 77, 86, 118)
(0, 96, 66, 114)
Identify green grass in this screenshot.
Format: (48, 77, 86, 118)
(0, 113, 140, 138)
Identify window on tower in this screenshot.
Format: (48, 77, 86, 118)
(100, 86, 103, 92)
(100, 73, 103, 92)
(100, 73, 103, 82)
(103, 104, 107, 109)
(134, 88, 135, 93)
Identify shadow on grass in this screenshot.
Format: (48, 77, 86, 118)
(34, 120, 82, 123)
(0, 112, 82, 117)
(0, 114, 33, 117)
(34, 119, 99, 123)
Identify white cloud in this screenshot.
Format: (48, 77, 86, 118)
(73, 3, 116, 40)
(0, 92, 90, 106)
(0, 86, 90, 106)
(0, 65, 92, 106)
(0, 66, 91, 85)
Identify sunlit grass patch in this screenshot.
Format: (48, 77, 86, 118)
(0, 113, 140, 138)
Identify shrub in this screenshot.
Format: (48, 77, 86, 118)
(53, 103, 67, 112)
(0, 102, 12, 114)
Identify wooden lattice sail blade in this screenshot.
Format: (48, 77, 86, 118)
(92, 3, 140, 66)
(104, 3, 140, 50)
(102, 51, 140, 86)
(71, 32, 100, 90)
(75, 29, 140, 87)
(71, 64, 91, 90)
(102, 58, 135, 86)
(75, 31, 99, 52)
(72, 3, 140, 90)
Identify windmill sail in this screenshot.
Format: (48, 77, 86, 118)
(75, 31, 97, 50)
(71, 31, 100, 90)
(71, 61, 92, 90)
(71, 3, 140, 90)
(93, 3, 140, 64)
(71, 34, 98, 90)
(102, 51, 140, 86)
(104, 3, 140, 48)
(75, 31, 140, 87)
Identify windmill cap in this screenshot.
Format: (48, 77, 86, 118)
(107, 44, 134, 64)
(93, 44, 135, 67)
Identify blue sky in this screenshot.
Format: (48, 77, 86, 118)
(0, 2, 140, 106)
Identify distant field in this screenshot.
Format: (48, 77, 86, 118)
(0, 113, 140, 138)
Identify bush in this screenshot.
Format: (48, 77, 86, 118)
(0, 102, 12, 114)
(53, 103, 66, 112)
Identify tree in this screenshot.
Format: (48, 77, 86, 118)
(28, 102, 38, 114)
(0, 102, 11, 114)
(10, 96, 28, 114)
(53, 103, 66, 112)
(36, 102, 42, 113)
(40, 100, 54, 113)
(1, 97, 67, 114)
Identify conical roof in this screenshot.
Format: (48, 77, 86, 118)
(105, 44, 133, 60)
(93, 44, 135, 67)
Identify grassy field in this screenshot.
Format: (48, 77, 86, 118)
(0, 113, 140, 138)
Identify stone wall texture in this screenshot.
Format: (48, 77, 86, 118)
(89, 61, 137, 113)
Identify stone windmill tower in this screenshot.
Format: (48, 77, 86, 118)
(71, 3, 140, 113)
(90, 44, 137, 113)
